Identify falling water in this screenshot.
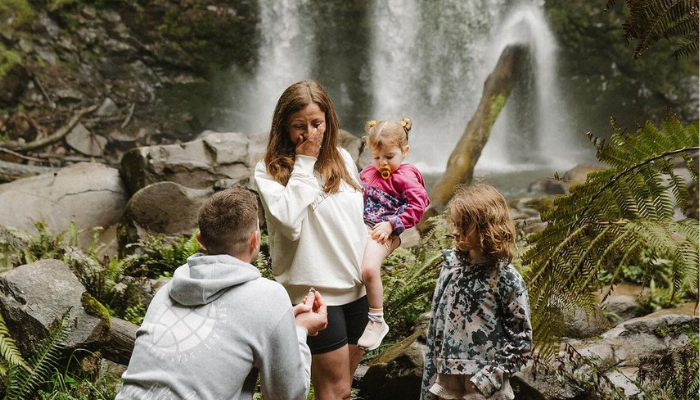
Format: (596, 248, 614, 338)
(370, 0, 580, 173)
(226, 0, 313, 134)
(222, 0, 583, 178)
(479, 3, 578, 171)
(370, 0, 510, 173)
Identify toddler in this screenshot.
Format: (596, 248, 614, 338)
(357, 118, 430, 351)
(421, 183, 532, 400)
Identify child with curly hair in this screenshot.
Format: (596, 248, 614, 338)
(421, 183, 532, 400)
(357, 117, 430, 351)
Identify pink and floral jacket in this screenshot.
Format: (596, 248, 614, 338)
(360, 163, 429, 234)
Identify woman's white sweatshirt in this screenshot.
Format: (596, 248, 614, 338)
(255, 148, 367, 305)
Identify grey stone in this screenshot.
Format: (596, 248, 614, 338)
(66, 122, 108, 156)
(606, 367, 641, 397)
(55, 88, 84, 101)
(564, 306, 610, 339)
(0, 162, 128, 249)
(96, 97, 119, 117)
(120, 132, 253, 194)
(0, 259, 110, 355)
(359, 328, 426, 400)
(35, 46, 57, 65)
(118, 181, 212, 250)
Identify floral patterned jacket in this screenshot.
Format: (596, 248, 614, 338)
(420, 249, 532, 399)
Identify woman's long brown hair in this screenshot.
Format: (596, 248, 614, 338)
(263, 80, 361, 193)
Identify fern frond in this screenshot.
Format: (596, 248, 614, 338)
(523, 115, 699, 357)
(612, 0, 700, 59)
(6, 311, 71, 400)
(0, 312, 27, 373)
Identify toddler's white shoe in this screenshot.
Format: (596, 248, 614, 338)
(358, 319, 389, 351)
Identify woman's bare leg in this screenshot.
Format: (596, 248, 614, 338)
(312, 344, 364, 400)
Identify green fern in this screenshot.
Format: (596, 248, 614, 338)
(522, 114, 699, 356)
(382, 216, 453, 337)
(122, 231, 201, 278)
(637, 327, 699, 399)
(606, 0, 700, 59)
(6, 311, 71, 400)
(0, 311, 28, 376)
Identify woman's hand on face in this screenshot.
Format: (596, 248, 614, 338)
(295, 125, 324, 158)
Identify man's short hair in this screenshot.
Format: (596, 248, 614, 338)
(198, 187, 258, 255)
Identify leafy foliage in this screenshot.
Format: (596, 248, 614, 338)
(121, 231, 201, 279)
(638, 326, 699, 399)
(530, 344, 629, 400)
(36, 351, 120, 400)
(522, 114, 699, 356)
(605, 0, 700, 59)
(382, 216, 453, 338)
(0, 311, 28, 377)
(6, 311, 71, 400)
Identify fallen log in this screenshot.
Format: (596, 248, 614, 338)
(102, 316, 138, 365)
(0, 159, 57, 182)
(418, 44, 527, 232)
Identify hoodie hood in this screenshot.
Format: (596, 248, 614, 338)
(169, 253, 262, 306)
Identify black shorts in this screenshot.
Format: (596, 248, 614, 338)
(306, 296, 369, 354)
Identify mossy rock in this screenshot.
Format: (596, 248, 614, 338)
(81, 291, 112, 330)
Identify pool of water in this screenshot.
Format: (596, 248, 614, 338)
(423, 165, 560, 202)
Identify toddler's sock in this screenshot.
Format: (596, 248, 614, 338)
(369, 307, 384, 322)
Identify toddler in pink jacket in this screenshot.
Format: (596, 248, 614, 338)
(357, 117, 430, 351)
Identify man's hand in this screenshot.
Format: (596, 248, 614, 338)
(370, 221, 393, 244)
(294, 289, 328, 336)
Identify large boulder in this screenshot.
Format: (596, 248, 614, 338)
(120, 130, 365, 196)
(599, 283, 648, 324)
(120, 132, 257, 195)
(0, 162, 128, 249)
(0, 259, 111, 355)
(515, 308, 699, 399)
(563, 306, 610, 339)
(118, 181, 212, 253)
(528, 163, 606, 195)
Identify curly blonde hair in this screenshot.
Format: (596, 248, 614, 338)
(364, 117, 412, 151)
(448, 183, 516, 262)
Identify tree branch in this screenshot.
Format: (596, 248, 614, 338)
(0, 105, 98, 153)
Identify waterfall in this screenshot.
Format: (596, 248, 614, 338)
(479, 3, 578, 171)
(370, 0, 579, 173)
(226, 0, 313, 134)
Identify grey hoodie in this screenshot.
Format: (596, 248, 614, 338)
(116, 254, 311, 400)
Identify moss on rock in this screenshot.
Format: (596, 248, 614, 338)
(81, 291, 112, 330)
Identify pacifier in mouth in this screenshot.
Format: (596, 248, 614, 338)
(380, 167, 392, 179)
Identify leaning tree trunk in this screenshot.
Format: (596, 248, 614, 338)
(417, 44, 527, 232)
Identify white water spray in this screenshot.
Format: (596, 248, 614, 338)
(370, 0, 578, 173)
(232, 0, 313, 133)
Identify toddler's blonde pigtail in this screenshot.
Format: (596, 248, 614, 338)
(400, 117, 412, 137)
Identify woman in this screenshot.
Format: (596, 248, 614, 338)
(255, 80, 367, 400)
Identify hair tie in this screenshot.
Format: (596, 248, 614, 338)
(400, 119, 410, 135)
(369, 120, 377, 128)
